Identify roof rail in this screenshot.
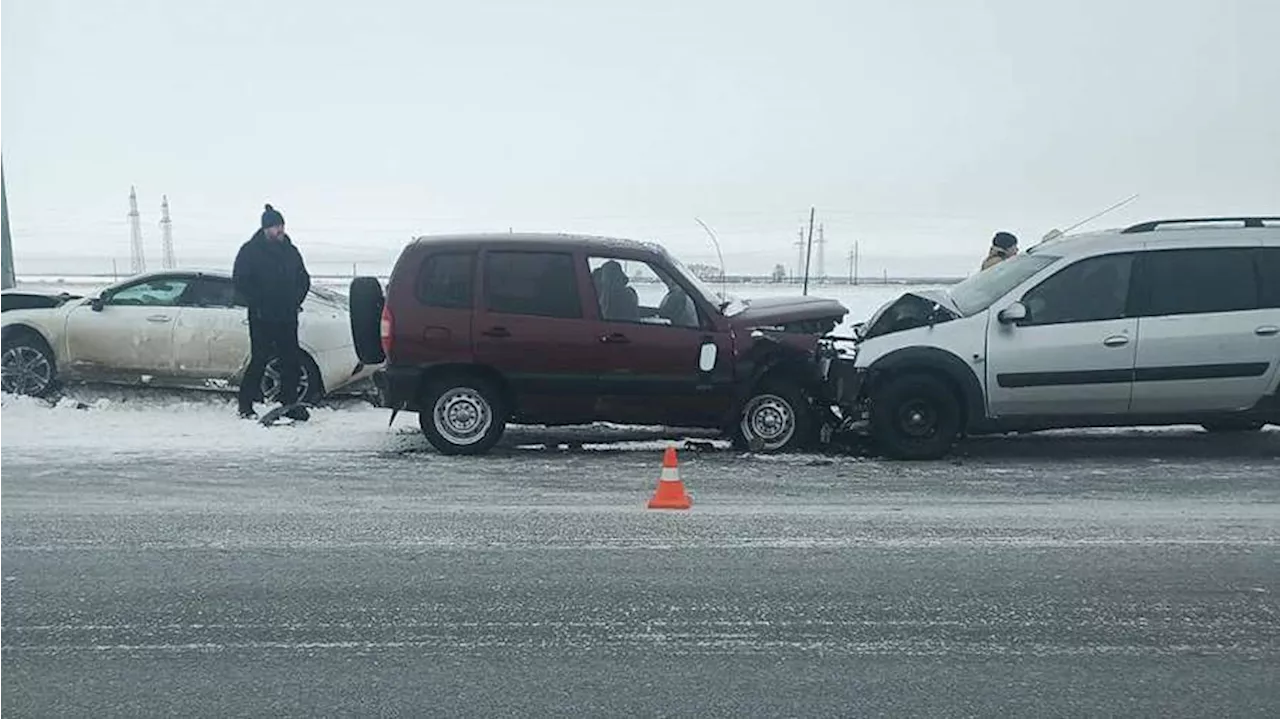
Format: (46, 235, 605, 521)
(1120, 216, 1280, 234)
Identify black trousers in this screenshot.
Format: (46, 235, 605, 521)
(238, 316, 301, 408)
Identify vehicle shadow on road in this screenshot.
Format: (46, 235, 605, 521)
(954, 429, 1280, 461)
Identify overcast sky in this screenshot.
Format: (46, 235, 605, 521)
(3, 0, 1278, 276)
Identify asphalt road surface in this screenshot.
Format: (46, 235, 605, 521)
(4, 426, 1279, 717)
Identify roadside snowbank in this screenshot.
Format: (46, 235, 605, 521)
(0, 391, 421, 459)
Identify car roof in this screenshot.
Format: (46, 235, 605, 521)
(409, 232, 667, 256)
(1028, 216, 1280, 257)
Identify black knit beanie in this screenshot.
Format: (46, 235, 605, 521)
(261, 204, 285, 229)
(992, 231, 1018, 250)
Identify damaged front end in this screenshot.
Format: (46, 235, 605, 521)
(740, 328, 867, 450)
(751, 290, 964, 452)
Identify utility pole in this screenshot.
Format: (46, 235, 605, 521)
(816, 223, 826, 283)
(160, 195, 175, 269)
(1, 160, 15, 289)
(847, 244, 855, 285)
(802, 207, 817, 296)
(128, 187, 146, 274)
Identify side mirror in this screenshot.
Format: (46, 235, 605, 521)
(997, 302, 1028, 325)
(698, 342, 717, 372)
(90, 297, 105, 312)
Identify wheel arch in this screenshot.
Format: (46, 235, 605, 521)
(866, 346, 985, 432)
(2, 323, 58, 359)
(418, 363, 515, 410)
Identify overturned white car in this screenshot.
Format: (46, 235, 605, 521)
(1, 270, 377, 401)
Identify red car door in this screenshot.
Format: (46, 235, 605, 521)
(472, 248, 600, 425)
(587, 255, 735, 427)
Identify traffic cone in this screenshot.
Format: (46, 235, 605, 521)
(647, 445, 692, 510)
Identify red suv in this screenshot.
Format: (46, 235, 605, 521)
(350, 234, 847, 455)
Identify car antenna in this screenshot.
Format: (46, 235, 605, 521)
(1041, 193, 1140, 243)
(693, 217, 728, 305)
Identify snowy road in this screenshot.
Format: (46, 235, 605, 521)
(3, 392, 1279, 716)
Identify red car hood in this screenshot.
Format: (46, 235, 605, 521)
(727, 295, 848, 329)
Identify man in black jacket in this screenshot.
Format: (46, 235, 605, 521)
(233, 204, 312, 420)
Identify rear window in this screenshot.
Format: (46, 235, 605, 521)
(484, 251, 582, 319)
(416, 253, 475, 309)
(1131, 248, 1259, 317)
(1259, 248, 1280, 309)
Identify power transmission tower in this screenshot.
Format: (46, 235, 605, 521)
(847, 241, 859, 285)
(794, 227, 805, 282)
(820, 224, 828, 281)
(128, 187, 146, 274)
(160, 195, 175, 269)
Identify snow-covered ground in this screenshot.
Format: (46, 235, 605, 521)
(0, 388, 729, 462)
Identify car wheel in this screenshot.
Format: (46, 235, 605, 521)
(1201, 419, 1266, 433)
(870, 373, 961, 460)
(734, 379, 813, 452)
(1, 330, 58, 397)
(419, 376, 507, 455)
(349, 277, 386, 364)
(260, 354, 323, 404)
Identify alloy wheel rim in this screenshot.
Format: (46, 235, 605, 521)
(1, 346, 53, 396)
(261, 359, 311, 403)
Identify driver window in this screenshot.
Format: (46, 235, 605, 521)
(587, 256, 700, 329)
(1021, 253, 1133, 326)
(178, 278, 239, 308)
(105, 278, 193, 307)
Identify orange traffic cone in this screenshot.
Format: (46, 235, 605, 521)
(648, 445, 692, 510)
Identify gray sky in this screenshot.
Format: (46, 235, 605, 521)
(3, 0, 1278, 276)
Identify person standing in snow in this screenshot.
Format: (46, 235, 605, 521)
(980, 231, 1019, 271)
(232, 204, 312, 421)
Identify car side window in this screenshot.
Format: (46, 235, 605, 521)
(179, 278, 239, 308)
(105, 278, 192, 307)
(417, 252, 474, 309)
(1131, 248, 1258, 317)
(484, 251, 582, 319)
(587, 256, 701, 329)
(1021, 253, 1133, 326)
(1255, 248, 1280, 309)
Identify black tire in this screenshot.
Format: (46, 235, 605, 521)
(870, 373, 961, 460)
(732, 378, 814, 452)
(349, 276, 386, 364)
(1, 329, 58, 397)
(260, 353, 324, 404)
(1201, 419, 1266, 433)
(419, 375, 507, 455)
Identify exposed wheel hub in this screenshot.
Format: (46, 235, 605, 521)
(898, 399, 938, 438)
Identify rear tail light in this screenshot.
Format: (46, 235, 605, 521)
(380, 304, 393, 358)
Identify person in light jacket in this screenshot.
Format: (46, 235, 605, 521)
(980, 231, 1019, 271)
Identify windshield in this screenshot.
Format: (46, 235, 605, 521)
(666, 254, 747, 316)
(949, 253, 1060, 316)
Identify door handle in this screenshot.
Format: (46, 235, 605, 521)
(1256, 326, 1280, 337)
(146, 315, 172, 323)
(600, 333, 630, 344)
(482, 327, 511, 338)
(1102, 335, 1129, 347)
